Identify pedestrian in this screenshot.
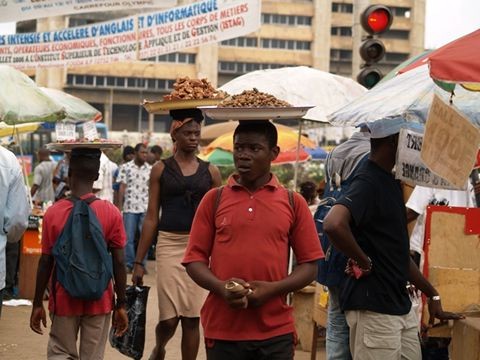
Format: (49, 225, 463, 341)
(182, 120, 324, 360)
(52, 151, 70, 201)
(406, 182, 476, 263)
(315, 129, 370, 360)
(299, 180, 320, 215)
(113, 145, 135, 208)
(147, 145, 163, 165)
(117, 143, 152, 273)
(30, 147, 56, 205)
(0, 145, 29, 316)
(323, 131, 463, 359)
(29, 147, 128, 358)
(132, 108, 222, 360)
(93, 151, 118, 203)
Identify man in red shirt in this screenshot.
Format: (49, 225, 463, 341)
(183, 121, 324, 359)
(30, 147, 128, 359)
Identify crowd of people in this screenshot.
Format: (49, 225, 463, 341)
(0, 106, 477, 360)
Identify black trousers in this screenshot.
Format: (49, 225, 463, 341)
(5, 242, 20, 292)
(206, 333, 295, 360)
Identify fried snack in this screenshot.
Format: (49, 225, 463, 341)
(225, 280, 245, 293)
(163, 77, 227, 100)
(218, 88, 291, 108)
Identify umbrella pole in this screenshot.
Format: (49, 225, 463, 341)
(15, 128, 33, 209)
(292, 120, 303, 191)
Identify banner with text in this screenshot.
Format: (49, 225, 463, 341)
(421, 95, 480, 189)
(395, 128, 461, 190)
(0, 0, 261, 69)
(0, 0, 177, 23)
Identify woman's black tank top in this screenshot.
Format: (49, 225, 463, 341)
(158, 156, 212, 232)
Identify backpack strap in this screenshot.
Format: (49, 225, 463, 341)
(213, 186, 224, 217)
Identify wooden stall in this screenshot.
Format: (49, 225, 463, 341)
(18, 215, 42, 299)
(423, 206, 480, 358)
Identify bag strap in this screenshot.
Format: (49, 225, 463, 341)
(213, 186, 224, 217)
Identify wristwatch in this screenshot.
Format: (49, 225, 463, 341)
(429, 295, 441, 301)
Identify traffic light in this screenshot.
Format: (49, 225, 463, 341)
(357, 5, 393, 88)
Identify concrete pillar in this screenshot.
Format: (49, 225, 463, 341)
(312, 0, 332, 71)
(196, 44, 219, 87)
(352, 0, 370, 79)
(35, 16, 67, 89)
(410, 0, 426, 55)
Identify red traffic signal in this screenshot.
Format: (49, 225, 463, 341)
(361, 5, 393, 35)
(359, 38, 386, 64)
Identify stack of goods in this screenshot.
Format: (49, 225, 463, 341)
(163, 77, 227, 100)
(218, 88, 291, 108)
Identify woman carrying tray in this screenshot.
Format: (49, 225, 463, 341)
(132, 108, 222, 360)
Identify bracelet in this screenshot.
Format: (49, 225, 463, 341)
(133, 261, 144, 268)
(429, 295, 441, 301)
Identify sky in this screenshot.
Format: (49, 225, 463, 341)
(0, 0, 479, 49)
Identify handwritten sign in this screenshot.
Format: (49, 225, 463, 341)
(0, 0, 177, 23)
(82, 121, 98, 141)
(0, 0, 261, 69)
(396, 128, 461, 189)
(421, 95, 480, 189)
(55, 122, 76, 141)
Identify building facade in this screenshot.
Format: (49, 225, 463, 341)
(17, 0, 425, 135)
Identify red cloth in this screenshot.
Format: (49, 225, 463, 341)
(183, 175, 324, 341)
(42, 193, 126, 316)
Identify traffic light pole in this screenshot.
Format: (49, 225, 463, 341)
(352, 0, 370, 79)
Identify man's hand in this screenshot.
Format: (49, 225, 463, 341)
(131, 264, 145, 286)
(30, 305, 47, 335)
(345, 258, 372, 279)
(112, 307, 129, 337)
(428, 298, 465, 327)
(222, 278, 251, 309)
(246, 281, 276, 307)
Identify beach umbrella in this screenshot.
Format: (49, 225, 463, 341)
(0, 65, 65, 124)
(328, 65, 480, 138)
(306, 146, 328, 160)
(40, 87, 102, 122)
(399, 28, 480, 91)
(0, 122, 42, 138)
(205, 126, 316, 152)
(199, 147, 310, 166)
(219, 66, 366, 122)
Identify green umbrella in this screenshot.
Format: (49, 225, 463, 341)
(0, 65, 65, 125)
(199, 148, 233, 166)
(40, 87, 102, 122)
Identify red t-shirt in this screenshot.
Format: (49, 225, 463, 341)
(42, 193, 126, 316)
(182, 175, 324, 340)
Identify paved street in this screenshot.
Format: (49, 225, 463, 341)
(0, 260, 325, 359)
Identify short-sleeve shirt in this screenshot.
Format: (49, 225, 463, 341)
(336, 160, 411, 316)
(42, 193, 126, 316)
(33, 161, 57, 203)
(406, 184, 475, 253)
(182, 174, 324, 341)
(117, 160, 151, 213)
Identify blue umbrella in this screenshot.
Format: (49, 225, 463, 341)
(306, 146, 328, 160)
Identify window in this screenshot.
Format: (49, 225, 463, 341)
(379, 30, 409, 40)
(261, 38, 311, 51)
(261, 13, 313, 26)
(330, 49, 352, 61)
(151, 52, 196, 63)
(332, 3, 353, 13)
(220, 37, 257, 47)
(218, 61, 295, 75)
(391, 6, 410, 17)
(331, 27, 352, 37)
(385, 52, 409, 62)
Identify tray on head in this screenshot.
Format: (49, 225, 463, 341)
(199, 106, 314, 121)
(47, 141, 122, 151)
(143, 98, 223, 113)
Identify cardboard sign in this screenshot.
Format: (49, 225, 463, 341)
(0, 0, 177, 23)
(396, 128, 461, 189)
(82, 121, 98, 141)
(421, 95, 480, 189)
(0, 0, 261, 69)
(55, 122, 76, 141)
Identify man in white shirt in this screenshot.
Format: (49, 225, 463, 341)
(0, 146, 30, 316)
(406, 183, 476, 256)
(93, 152, 118, 203)
(30, 148, 56, 205)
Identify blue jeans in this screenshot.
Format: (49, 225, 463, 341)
(123, 212, 146, 268)
(326, 286, 351, 360)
